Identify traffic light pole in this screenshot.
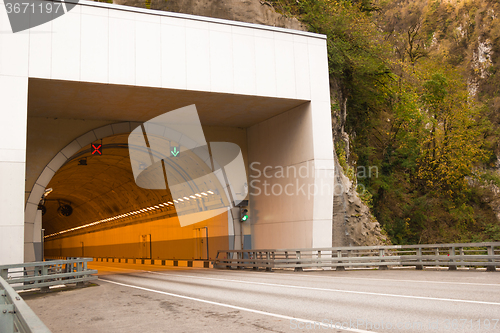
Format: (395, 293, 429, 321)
(240, 219, 243, 254)
(239, 207, 249, 253)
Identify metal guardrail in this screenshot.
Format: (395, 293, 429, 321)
(214, 242, 500, 271)
(0, 258, 98, 292)
(0, 276, 51, 333)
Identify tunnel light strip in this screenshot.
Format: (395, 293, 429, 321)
(44, 190, 217, 239)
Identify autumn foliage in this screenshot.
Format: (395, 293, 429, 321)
(270, 0, 500, 244)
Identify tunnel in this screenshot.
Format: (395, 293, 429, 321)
(39, 129, 231, 261)
(0, 0, 335, 265)
(24, 78, 322, 262)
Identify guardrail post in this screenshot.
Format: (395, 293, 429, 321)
(448, 247, 457, 270)
(435, 248, 440, 267)
(336, 250, 345, 271)
(0, 285, 14, 333)
(379, 249, 388, 270)
(226, 252, 231, 269)
(237, 252, 242, 270)
(416, 248, 423, 270)
(253, 252, 258, 271)
(0, 269, 7, 280)
(41, 265, 49, 292)
(0, 303, 14, 333)
(265, 252, 272, 272)
(77, 260, 86, 287)
(294, 251, 303, 272)
(487, 246, 496, 272)
(459, 247, 464, 268)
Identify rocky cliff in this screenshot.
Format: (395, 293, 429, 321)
(333, 148, 388, 247)
(112, 0, 306, 31)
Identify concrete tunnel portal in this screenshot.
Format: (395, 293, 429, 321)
(25, 78, 311, 262)
(0, 1, 334, 266)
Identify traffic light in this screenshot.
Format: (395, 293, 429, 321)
(240, 208, 249, 222)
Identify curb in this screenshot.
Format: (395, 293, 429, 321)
(95, 257, 213, 268)
(45, 257, 213, 268)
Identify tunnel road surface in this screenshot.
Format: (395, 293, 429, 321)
(24, 262, 500, 333)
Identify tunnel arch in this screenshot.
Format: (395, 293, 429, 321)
(23, 121, 169, 261)
(25, 122, 138, 228)
(23, 120, 239, 262)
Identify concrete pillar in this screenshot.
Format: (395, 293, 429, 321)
(0, 3, 30, 265)
(33, 211, 43, 261)
(248, 101, 334, 249)
(0, 76, 29, 265)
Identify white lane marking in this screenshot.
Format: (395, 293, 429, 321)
(91, 260, 499, 287)
(144, 271, 500, 306)
(92, 262, 500, 287)
(98, 278, 374, 333)
(203, 269, 500, 287)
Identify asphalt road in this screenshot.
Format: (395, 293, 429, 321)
(24, 262, 500, 333)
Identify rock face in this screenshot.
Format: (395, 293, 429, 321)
(485, 184, 500, 223)
(332, 152, 388, 247)
(112, 0, 307, 31)
(473, 158, 500, 224)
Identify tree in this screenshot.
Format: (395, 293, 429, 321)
(417, 71, 490, 200)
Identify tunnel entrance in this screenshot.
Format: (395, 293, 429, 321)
(39, 127, 233, 261)
(0, 2, 335, 266)
(24, 74, 331, 261)
(24, 78, 309, 263)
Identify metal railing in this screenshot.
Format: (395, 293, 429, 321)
(0, 258, 97, 292)
(0, 276, 51, 333)
(214, 242, 500, 271)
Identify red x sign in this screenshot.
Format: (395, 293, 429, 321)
(92, 144, 102, 155)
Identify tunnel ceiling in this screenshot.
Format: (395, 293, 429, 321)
(42, 134, 176, 235)
(28, 78, 308, 127)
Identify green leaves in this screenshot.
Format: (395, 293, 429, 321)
(417, 69, 490, 200)
(422, 73, 448, 108)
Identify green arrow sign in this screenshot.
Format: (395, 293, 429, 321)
(171, 147, 180, 157)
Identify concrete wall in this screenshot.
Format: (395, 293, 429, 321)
(0, 7, 30, 264)
(248, 102, 334, 249)
(0, 76, 28, 265)
(246, 16, 333, 249)
(26, 117, 116, 202)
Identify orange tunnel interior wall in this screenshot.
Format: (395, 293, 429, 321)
(44, 211, 230, 260)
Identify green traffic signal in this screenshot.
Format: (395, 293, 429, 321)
(240, 208, 249, 222)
